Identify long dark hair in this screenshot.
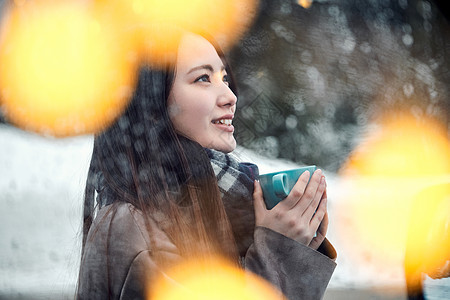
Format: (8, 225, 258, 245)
(81, 35, 240, 265)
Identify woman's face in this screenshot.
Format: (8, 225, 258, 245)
(168, 33, 237, 153)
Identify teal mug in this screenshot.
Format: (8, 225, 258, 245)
(259, 166, 317, 210)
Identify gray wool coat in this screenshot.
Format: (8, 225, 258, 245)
(78, 203, 337, 300)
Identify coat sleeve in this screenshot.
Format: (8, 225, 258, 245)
(119, 250, 157, 300)
(244, 226, 337, 300)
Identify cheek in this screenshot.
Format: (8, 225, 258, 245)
(172, 90, 212, 121)
(168, 95, 213, 141)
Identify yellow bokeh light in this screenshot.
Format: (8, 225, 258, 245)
(93, 0, 259, 67)
(336, 112, 450, 272)
(297, 0, 313, 9)
(151, 257, 283, 300)
(341, 114, 450, 177)
(405, 183, 450, 280)
(0, 0, 258, 136)
(0, 0, 137, 137)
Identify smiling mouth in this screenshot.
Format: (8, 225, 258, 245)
(212, 119, 232, 126)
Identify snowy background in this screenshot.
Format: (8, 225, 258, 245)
(0, 125, 362, 298)
(1, 124, 448, 299)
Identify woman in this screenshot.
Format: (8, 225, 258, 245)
(77, 32, 336, 299)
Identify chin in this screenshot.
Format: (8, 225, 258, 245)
(212, 139, 236, 153)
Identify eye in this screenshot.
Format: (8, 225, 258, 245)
(194, 74, 210, 83)
(223, 74, 230, 86)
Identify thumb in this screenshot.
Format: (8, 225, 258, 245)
(253, 180, 267, 221)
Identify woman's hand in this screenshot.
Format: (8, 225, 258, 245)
(253, 169, 328, 250)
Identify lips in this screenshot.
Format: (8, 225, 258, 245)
(212, 119, 232, 126)
(212, 115, 234, 132)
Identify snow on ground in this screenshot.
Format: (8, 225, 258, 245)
(0, 125, 91, 297)
(1, 124, 448, 298)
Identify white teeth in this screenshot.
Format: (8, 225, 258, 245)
(213, 119, 232, 126)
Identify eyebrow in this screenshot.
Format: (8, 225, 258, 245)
(186, 64, 226, 75)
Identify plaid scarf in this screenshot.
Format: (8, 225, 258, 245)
(205, 148, 259, 256)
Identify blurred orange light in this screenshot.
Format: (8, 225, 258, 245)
(405, 183, 450, 280)
(93, 0, 259, 67)
(297, 0, 313, 9)
(336, 112, 450, 272)
(341, 114, 449, 177)
(0, 0, 137, 137)
(151, 257, 283, 300)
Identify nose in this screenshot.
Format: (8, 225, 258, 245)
(218, 84, 237, 112)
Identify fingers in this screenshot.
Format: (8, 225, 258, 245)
(277, 170, 311, 210)
(316, 211, 329, 238)
(253, 170, 330, 249)
(298, 169, 324, 212)
(308, 212, 328, 250)
(302, 176, 326, 219)
(280, 169, 324, 213)
(309, 190, 328, 237)
(253, 180, 267, 225)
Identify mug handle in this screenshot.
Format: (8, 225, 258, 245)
(272, 173, 289, 198)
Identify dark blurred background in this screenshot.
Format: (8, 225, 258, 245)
(229, 0, 450, 172)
